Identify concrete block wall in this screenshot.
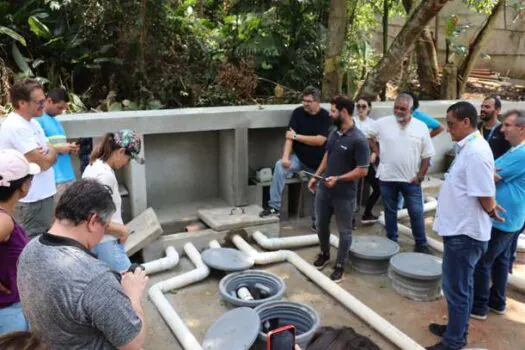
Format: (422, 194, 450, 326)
(3, 99, 513, 230)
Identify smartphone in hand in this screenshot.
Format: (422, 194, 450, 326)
(267, 324, 295, 350)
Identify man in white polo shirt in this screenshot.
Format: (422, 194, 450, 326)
(367, 93, 434, 254)
(0, 79, 57, 238)
(427, 102, 504, 350)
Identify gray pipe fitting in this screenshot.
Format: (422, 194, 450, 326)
(219, 270, 286, 307)
(254, 300, 320, 349)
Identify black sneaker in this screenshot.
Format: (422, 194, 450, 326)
(259, 207, 279, 218)
(313, 253, 330, 270)
(311, 223, 317, 233)
(470, 312, 487, 320)
(330, 265, 344, 283)
(361, 213, 379, 224)
(428, 324, 468, 346)
(352, 217, 357, 230)
(429, 323, 447, 337)
(414, 244, 434, 255)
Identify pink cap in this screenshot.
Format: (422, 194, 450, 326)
(0, 149, 40, 187)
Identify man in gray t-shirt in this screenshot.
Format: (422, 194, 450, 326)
(17, 179, 148, 349)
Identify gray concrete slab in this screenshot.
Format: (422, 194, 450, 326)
(198, 205, 278, 231)
(125, 208, 163, 256)
(141, 229, 230, 261)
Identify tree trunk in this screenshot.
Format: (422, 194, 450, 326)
(322, 0, 348, 100)
(402, 0, 440, 99)
(358, 0, 450, 99)
(457, 0, 504, 98)
(380, 0, 389, 101)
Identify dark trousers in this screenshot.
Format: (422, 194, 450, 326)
(509, 223, 524, 273)
(473, 227, 518, 315)
(442, 235, 488, 349)
(357, 165, 380, 216)
(315, 188, 355, 266)
(379, 181, 427, 246)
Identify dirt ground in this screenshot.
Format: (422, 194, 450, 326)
(140, 212, 525, 350)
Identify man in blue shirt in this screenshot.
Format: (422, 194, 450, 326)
(35, 88, 79, 204)
(406, 92, 444, 138)
(472, 109, 525, 320)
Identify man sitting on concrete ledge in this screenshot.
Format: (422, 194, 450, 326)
(259, 86, 332, 232)
(17, 179, 148, 350)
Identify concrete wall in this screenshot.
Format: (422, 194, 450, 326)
(4, 100, 524, 228)
(374, 0, 525, 78)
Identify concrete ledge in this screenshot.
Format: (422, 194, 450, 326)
(142, 229, 229, 261)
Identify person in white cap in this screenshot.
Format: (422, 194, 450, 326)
(0, 149, 40, 335)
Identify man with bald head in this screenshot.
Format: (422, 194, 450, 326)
(367, 93, 435, 254)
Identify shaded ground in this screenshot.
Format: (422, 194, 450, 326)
(141, 212, 525, 350)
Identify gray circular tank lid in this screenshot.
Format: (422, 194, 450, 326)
(201, 248, 254, 272)
(389, 252, 442, 280)
(202, 307, 260, 350)
(349, 236, 400, 260)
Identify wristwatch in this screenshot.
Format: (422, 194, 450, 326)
(417, 176, 425, 183)
(293, 133, 297, 140)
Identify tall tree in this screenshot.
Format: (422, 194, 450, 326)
(457, 0, 504, 97)
(358, 0, 450, 99)
(402, 0, 441, 98)
(322, 0, 348, 100)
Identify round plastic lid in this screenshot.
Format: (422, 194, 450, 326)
(201, 248, 254, 272)
(349, 236, 400, 260)
(389, 252, 442, 280)
(202, 307, 260, 350)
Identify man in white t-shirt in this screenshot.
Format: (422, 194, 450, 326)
(426, 101, 504, 350)
(367, 93, 434, 254)
(0, 79, 57, 238)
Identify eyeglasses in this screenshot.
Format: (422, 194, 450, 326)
(303, 99, 314, 104)
(31, 99, 45, 107)
(356, 104, 368, 109)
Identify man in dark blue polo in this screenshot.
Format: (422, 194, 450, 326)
(307, 96, 369, 282)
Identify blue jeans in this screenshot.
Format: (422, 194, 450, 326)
(268, 153, 316, 224)
(315, 188, 354, 266)
(379, 181, 427, 246)
(472, 228, 517, 315)
(509, 224, 524, 273)
(0, 302, 28, 335)
(442, 235, 488, 349)
(93, 240, 131, 273)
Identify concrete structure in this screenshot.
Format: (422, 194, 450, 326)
(4, 100, 521, 232)
(125, 207, 163, 256)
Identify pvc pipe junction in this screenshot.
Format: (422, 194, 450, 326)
(232, 234, 425, 350)
(143, 246, 179, 275)
(148, 240, 220, 350)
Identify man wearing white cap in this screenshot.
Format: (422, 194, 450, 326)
(0, 79, 58, 238)
(0, 149, 40, 335)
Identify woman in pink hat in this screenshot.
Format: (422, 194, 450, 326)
(0, 149, 40, 335)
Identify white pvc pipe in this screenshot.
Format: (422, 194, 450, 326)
(143, 246, 180, 275)
(378, 216, 444, 252)
(378, 215, 525, 294)
(149, 243, 209, 350)
(252, 231, 340, 251)
(232, 235, 425, 350)
(396, 197, 438, 220)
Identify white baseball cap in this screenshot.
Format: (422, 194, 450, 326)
(0, 149, 40, 187)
